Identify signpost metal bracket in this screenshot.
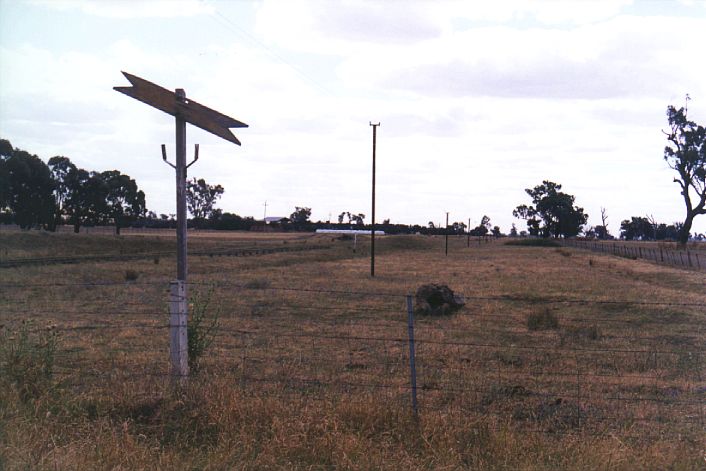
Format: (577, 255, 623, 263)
(162, 143, 199, 174)
(186, 144, 199, 170)
(161, 144, 176, 169)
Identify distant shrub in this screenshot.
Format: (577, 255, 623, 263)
(244, 278, 271, 289)
(527, 309, 559, 331)
(505, 238, 560, 247)
(124, 269, 139, 281)
(0, 321, 59, 402)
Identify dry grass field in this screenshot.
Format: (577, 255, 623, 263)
(1, 231, 704, 470)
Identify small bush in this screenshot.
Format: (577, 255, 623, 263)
(527, 309, 559, 331)
(188, 287, 220, 373)
(250, 300, 274, 317)
(124, 269, 139, 281)
(0, 321, 59, 401)
(555, 248, 572, 257)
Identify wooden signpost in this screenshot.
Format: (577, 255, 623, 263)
(114, 71, 247, 380)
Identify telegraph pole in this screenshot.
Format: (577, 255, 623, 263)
(370, 122, 380, 277)
(263, 200, 268, 221)
(467, 217, 471, 248)
(445, 212, 449, 256)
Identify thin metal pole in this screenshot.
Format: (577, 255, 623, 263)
(370, 122, 379, 277)
(445, 212, 449, 256)
(175, 88, 188, 282)
(406, 295, 418, 417)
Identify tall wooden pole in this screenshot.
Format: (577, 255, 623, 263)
(172, 88, 189, 381)
(114, 73, 247, 384)
(175, 89, 188, 282)
(467, 217, 471, 248)
(370, 122, 380, 277)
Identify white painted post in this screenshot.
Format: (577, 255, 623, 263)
(169, 280, 189, 381)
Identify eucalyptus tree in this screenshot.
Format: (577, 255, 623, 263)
(513, 181, 588, 238)
(663, 97, 706, 246)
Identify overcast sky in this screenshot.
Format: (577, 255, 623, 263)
(1, 0, 706, 234)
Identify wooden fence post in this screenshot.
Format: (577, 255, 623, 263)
(169, 280, 189, 382)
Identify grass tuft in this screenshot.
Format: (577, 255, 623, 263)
(527, 309, 560, 330)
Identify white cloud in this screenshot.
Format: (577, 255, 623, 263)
(334, 15, 706, 101)
(28, 0, 214, 18)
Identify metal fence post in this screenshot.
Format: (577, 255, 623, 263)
(575, 353, 582, 428)
(406, 295, 419, 417)
(169, 280, 189, 382)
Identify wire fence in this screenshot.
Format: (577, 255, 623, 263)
(563, 238, 706, 271)
(0, 279, 704, 440)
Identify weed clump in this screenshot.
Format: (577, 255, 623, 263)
(0, 321, 59, 402)
(188, 287, 220, 373)
(124, 269, 139, 281)
(527, 309, 559, 331)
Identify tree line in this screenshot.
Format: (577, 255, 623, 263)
(0, 138, 233, 234)
(1, 98, 704, 243)
(1, 139, 145, 234)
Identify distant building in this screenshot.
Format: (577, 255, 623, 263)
(316, 229, 385, 235)
(264, 216, 286, 224)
